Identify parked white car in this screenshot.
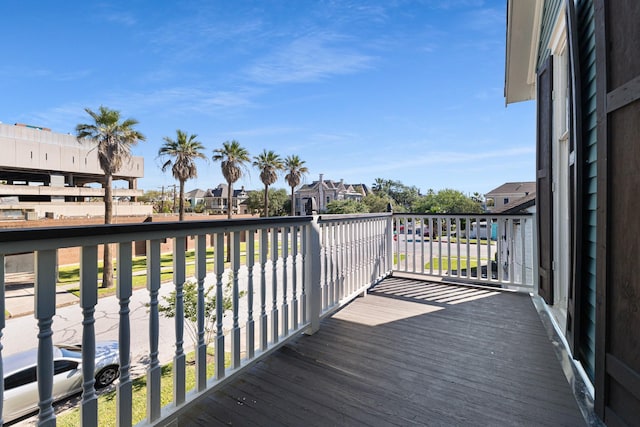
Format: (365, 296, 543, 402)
(3, 341, 119, 423)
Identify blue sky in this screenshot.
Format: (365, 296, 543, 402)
(1, 0, 535, 196)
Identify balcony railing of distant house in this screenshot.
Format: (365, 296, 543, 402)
(0, 212, 534, 426)
(391, 213, 536, 292)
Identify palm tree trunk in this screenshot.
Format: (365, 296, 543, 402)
(226, 182, 232, 262)
(291, 186, 295, 216)
(179, 180, 185, 221)
(102, 174, 114, 288)
(264, 184, 269, 217)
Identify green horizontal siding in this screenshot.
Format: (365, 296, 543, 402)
(537, 0, 563, 69)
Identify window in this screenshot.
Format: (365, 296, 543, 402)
(5, 367, 37, 391)
(54, 360, 79, 375)
(503, 198, 509, 205)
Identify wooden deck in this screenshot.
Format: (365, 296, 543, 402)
(177, 277, 586, 426)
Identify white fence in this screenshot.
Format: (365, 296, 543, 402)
(392, 214, 536, 291)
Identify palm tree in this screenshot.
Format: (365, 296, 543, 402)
(213, 140, 250, 261)
(284, 155, 309, 216)
(76, 106, 145, 288)
(253, 150, 284, 217)
(158, 130, 206, 221)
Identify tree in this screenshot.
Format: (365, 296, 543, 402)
(412, 188, 484, 214)
(158, 275, 244, 348)
(213, 140, 250, 261)
(252, 150, 283, 217)
(284, 155, 309, 216)
(158, 130, 206, 221)
(325, 199, 369, 214)
(246, 188, 289, 216)
(362, 193, 395, 213)
(76, 106, 145, 288)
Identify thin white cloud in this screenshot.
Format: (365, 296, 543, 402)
(104, 12, 137, 26)
(245, 33, 375, 85)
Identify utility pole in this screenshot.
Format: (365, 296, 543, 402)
(160, 185, 165, 213)
(169, 184, 178, 214)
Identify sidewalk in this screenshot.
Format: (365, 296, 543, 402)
(5, 273, 80, 318)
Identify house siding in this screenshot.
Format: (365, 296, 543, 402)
(577, 0, 596, 382)
(537, 0, 563, 69)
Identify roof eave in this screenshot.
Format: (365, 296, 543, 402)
(505, 0, 544, 105)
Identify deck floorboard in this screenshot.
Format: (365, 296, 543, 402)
(177, 277, 587, 426)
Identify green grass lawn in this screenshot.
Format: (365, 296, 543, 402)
(424, 257, 484, 272)
(56, 349, 226, 427)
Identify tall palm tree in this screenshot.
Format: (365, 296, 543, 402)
(213, 140, 250, 261)
(158, 130, 206, 221)
(284, 155, 309, 216)
(253, 150, 284, 217)
(76, 106, 145, 288)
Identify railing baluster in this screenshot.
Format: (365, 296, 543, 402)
(231, 232, 241, 369)
(465, 216, 471, 279)
(271, 227, 280, 342)
(146, 239, 161, 422)
(35, 249, 56, 427)
(455, 218, 461, 277)
(213, 233, 225, 380)
(282, 226, 289, 335)
(301, 225, 308, 324)
(0, 254, 4, 426)
(291, 226, 299, 330)
(476, 217, 481, 280)
(116, 242, 133, 427)
(246, 229, 256, 358)
(305, 218, 321, 334)
(260, 229, 268, 351)
(80, 245, 98, 426)
(173, 236, 186, 405)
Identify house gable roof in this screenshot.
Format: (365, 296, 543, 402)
(486, 182, 536, 197)
(492, 192, 536, 214)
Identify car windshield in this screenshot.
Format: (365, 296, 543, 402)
(58, 346, 82, 358)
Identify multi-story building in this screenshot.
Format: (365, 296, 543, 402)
(0, 122, 150, 219)
(294, 174, 370, 214)
(484, 182, 536, 212)
(203, 184, 249, 215)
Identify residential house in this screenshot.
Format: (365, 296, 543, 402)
(505, 0, 640, 423)
(204, 184, 249, 215)
(485, 181, 535, 211)
(294, 174, 370, 214)
(184, 188, 207, 212)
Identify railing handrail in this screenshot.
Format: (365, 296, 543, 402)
(393, 212, 533, 218)
(0, 216, 314, 253)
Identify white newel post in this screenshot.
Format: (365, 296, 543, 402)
(305, 217, 322, 335)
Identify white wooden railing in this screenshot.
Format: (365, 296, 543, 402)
(0, 213, 392, 426)
(392, 213, 536, 291)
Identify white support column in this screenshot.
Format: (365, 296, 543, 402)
(80, 245, 98, 426)
(116, 242, 133, 427)
(231, 232, 241, 369)
(305, 217, 322, 335)
(173, 236, 187, 405)
(246, 229, 256, 359)
(213, 233, 225, 381)
(35, 249, 56, 427)
(146, 239, 161, 423)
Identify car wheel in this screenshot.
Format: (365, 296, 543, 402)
(95, 365, 119, 388)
